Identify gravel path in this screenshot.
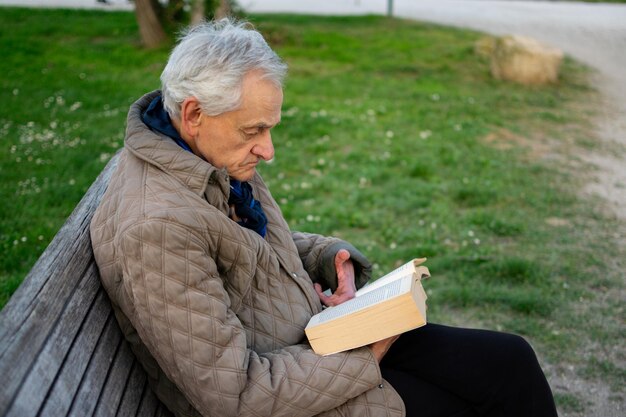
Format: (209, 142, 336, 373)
(2, 0, 624, 415)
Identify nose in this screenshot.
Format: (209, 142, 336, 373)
(253, 131, 275, 161)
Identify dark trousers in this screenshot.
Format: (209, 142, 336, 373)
(380, 324, 558, 417)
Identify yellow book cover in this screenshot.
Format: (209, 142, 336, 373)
(305, 259, 430, 356)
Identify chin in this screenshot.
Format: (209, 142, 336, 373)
(232, 170, 256, 182)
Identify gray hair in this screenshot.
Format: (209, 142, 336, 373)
(161, 19, 287, 120)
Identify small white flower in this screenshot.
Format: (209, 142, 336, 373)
(385, 130, 394, 138)
(12, 89, 19, 96)
(431, 93, 440, 101)
(468, 230, 475, 237)
(21, 236, 27, 242)
(473, 238, 481, 245)
(69, 102, 82, 112)
(419, 130, 432, 140)
(454, 124, 462, 131)
(68, 179, 76, 185)
(389, 242, 397, 250)
(430, 222, 437, 229)
(284, 107, 298, 117)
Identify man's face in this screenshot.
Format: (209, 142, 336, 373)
(194, 70, 283, 181)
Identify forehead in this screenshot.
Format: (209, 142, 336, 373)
(236, 72, 283, 126)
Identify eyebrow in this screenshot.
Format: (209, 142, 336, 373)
(244, 120, 281, 130)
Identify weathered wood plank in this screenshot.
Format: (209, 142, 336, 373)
(0, 151, 172, 417)
(24, 290, 112, 417)
(134, 384, 161, 417)
(0, 155, 120, 412)
(0, 154, 119, 341)
(0, 264, 101, 416)
(91, 340, 135, 417)
(115, 361, 148, 417)
(66, 314, 124, 417)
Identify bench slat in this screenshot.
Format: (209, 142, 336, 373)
(92, 340, 135, 417)
(0, 158, 117, 344)
(34, 290, 113, 417)
(0, 153, 170, 416)
(1, 263, 101, 416)
(135, 384, 165, 417)
(66, 313, 124, 417)
(115, 361, 148, 417)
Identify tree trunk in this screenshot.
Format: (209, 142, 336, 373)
(190, 0, 205, 26)
(134, 0, 168, 48)
(215, 0, 232, 19)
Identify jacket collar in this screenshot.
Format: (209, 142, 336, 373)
(124, 91, 231, 200)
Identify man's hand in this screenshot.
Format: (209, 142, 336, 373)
(314, 249, 356, 307)
(368, 335, 400, 363)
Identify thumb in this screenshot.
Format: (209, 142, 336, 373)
(335, 249, 351, 266)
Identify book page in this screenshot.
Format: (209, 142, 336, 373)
(357, 258, 426, 297)
(307, 275, 412, 327)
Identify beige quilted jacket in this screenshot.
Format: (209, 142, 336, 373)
(90, 92, 405, 417)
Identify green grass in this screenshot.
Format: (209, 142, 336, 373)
(1, 8, 624, 414)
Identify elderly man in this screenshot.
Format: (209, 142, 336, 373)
(91, 19, 557, 417)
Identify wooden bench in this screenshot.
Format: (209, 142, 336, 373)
(0, 153, 173, 417)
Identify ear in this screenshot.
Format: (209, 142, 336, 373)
(179, 97, 204, 139)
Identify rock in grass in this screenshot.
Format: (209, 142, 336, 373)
(489, 35, 563, 85)
(474, 36, 496, 58)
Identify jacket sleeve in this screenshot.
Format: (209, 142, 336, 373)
(291, 231, 372, 292)
(119, 219, 382, 417)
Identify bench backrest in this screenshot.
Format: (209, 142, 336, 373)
(0, 153, 172, 417)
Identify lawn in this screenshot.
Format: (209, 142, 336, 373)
(0, 7, 623, 414)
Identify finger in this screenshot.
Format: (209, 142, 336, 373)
(335, 249, 351, 279)
(314, 283, 332, 306)
(335, 249, 351, 264)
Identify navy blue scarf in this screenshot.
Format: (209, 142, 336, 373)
(142, 95, 268, 237)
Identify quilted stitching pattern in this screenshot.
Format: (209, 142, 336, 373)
(90, 92, 404, 417)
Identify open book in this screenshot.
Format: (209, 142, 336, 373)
(305, 258, 430, 356)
